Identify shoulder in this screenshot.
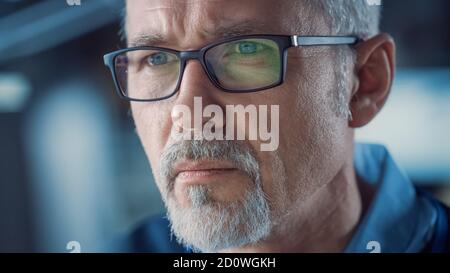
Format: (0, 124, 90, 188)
(418, 189, 450, 253)
(127, 214, 187, 253)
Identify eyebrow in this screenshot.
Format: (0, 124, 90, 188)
(128, 20, 271, 48)
(128, 33, 165, 47)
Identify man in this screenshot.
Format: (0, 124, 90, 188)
(103, 0, 450, 253)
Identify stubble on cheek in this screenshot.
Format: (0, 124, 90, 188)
(131, 102, 174, 186)
(275, 52, 346, 204)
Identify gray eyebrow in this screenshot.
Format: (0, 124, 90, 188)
(127, 20, 271, 48)
(128, 33, 166, 47)
(205, 20, 270, 38)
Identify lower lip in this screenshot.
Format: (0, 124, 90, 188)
(175, 169, 238, 185)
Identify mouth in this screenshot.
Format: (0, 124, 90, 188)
(173, 160, 240, 185)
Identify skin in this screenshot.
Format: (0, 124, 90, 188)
(126, 0, 396, 252)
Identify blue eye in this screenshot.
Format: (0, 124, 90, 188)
(238, 42, 258, 54)
(148, 52, 168, 66)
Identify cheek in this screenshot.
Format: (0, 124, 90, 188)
(266, 55, 349, 203)
(131, 102, 173, 179)
(257, 149, 289, 216)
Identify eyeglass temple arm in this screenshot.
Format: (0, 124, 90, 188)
(291, 35, 360, 46)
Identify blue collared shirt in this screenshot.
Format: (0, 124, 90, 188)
(126, 143, 443, 253)
(346, 143, 437, 253)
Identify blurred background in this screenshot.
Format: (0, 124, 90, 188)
(0, 0, 449, 252)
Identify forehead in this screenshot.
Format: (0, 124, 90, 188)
(126, 0, 318, 48)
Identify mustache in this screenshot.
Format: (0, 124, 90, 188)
(159, 140, 260, 195)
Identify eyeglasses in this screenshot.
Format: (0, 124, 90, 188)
(103, 35, 359, 102)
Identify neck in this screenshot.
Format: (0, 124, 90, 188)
(221, 159, 363, 253)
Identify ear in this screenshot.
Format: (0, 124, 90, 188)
(349, 33, 396, 128)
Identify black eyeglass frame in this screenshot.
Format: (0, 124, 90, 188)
(103, 35, 360, 102)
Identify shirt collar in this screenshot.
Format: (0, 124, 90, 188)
(345, 143, 437, 253)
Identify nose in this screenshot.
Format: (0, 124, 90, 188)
(171, 60, 226, 140)
(178, 58, 216, 98)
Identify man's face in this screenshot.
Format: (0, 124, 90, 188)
(127, 0, 353, 252)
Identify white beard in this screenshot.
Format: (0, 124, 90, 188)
(166, 183, 271, 253)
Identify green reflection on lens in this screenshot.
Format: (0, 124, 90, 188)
(220, 39, 281, 88)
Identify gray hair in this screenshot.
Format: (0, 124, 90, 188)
(314, 0, 382, 119)
(316, 0, 382, 38)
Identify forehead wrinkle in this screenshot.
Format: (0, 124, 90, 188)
(126, 0, 292, 48)
(203, 20, 273, 38)
(126, 0, 187, 45)
(129, 20, 274, 48)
